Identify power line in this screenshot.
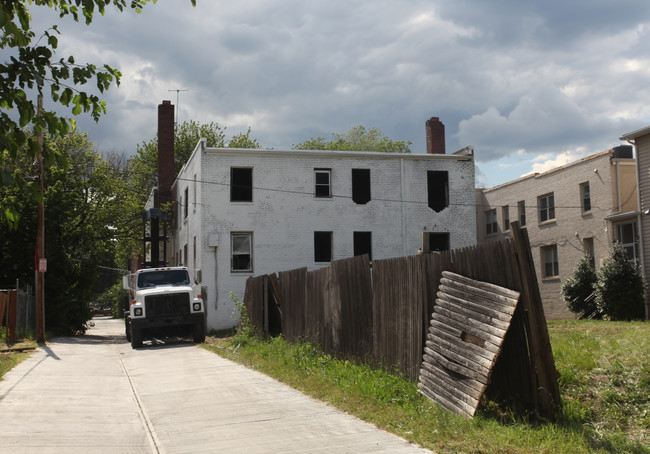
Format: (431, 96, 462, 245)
(173, 177, 611, 213)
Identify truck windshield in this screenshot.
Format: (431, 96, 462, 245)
(137, 270, 191, 288)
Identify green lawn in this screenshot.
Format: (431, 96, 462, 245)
(203, 320, 649, 454)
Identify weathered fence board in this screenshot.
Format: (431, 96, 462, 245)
(418, 271, 520, 417)
(279, 267, 307, 342)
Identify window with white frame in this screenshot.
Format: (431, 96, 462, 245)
(314, 169, 331, 198)
(580, 182, 591, 213)
(502, 205, 510, 231)
(539, 193, 555, 223)
(486, 209, 497, 235)
(231, 233, 253, 272)
(518, 200, 526, 226)
(541, 245, 559, 278)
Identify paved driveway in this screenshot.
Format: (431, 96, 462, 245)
(0, 318, 431, 453)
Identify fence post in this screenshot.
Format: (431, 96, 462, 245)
(510, 221, 561, 419)
(7, 290, 17, 344)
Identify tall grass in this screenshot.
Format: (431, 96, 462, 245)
(204, 320, 649, 453)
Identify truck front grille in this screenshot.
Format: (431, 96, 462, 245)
(145, 293, 190, 317)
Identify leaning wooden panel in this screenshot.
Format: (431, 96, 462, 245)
(418, 271, 520, 417)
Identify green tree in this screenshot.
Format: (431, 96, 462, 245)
(293, 125, 412, 153)
(0, 0, 196, 224)
(594, 243, 645, 321)
(1, 131, 127, 334)
(561, 255, 598, 317)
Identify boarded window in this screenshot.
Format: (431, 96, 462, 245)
(351, 169, 371, 204)
(314, 231, 332, 262)
(231, 168, 253, 202)
(427, 171, 449, 212)
(315, 169, 331, 198)
(231, 233, 252, 272)
(353, 231, 372, 260)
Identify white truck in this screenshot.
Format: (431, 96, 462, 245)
(123, 266, 205, 348)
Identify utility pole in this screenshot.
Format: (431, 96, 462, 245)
(36, 94, 46, 343)
(168, 89, 189, 124)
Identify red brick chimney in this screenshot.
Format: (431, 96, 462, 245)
(157, 100, 175, 209)
(425, 117, 445, 154)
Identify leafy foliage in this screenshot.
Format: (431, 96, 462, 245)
(293, 125, 412, 153)
(0, 0, 196, 224)
(594, 244, 645, 321)
(562, 254, 598, 317)
(0, 131, 126, 334)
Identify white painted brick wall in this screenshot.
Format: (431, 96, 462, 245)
(174, 145, 476, 331)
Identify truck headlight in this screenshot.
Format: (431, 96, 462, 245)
(133, 307, 143, 316)
(193, 302, 202, 311)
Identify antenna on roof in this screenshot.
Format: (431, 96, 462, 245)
(168, 89, 190, 124)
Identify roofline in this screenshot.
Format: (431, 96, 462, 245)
(481, 149, 614, 192)
(203, 147, 474, 161)
(620, 125, 650, 141)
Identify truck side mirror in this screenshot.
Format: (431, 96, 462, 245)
(122, 274, 130, 290)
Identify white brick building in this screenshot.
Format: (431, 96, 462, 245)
(476, 148, 637, 319)
(166, 123, 477, 331)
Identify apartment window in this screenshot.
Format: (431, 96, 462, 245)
(539, 193, 555, 222)
(193, 173, 197, 211)
(422, 232, 450, 252)
(184, 187, 189, 219)
(541, 245, 559, 278)
(315, 169, 331, 198)
(231, 167, 253, 202)
(518, 200, 526, 226)
(351, 169, 371, 204)
(486, 209, 497, 235)
(583, 237, 595, 268)
(616, 222, 638, 260)
(353, 231, 372, 260)
(427, 171, 449, 212)
(580, 182, 591, 213)
(502, 206, 510, 231)
(193, 236, 197, 269)
(314, 231, 332, 262)
(231, 233, 252, 272)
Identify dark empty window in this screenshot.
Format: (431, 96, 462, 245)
(518, 200, 526, 226)
(314, 231, 332, 262)
(315, 169, 331, 198)
(427, 171, 449, 212)
(231, 168, 253, 202)
(351, 169, 371, 204)
(422, 232, 450, 252)
(581, 182, 591, 212)
(353, 231, 372, 260)
(184, 187, 189, 219)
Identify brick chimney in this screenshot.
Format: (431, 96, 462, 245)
(425, 117, 445, 154)
(157, 100, 175, 209)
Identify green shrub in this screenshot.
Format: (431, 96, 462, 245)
(594, 244, 645, 320)
(562, 254, 598, 317)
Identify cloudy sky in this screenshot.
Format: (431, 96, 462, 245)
(29, 0, 650, 187)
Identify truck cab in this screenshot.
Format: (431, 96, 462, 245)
(123, 266, 205, 348)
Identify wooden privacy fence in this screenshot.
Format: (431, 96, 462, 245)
(242, 222, 560, 419)
(1, 290, 18, 344)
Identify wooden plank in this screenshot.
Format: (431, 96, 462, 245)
(427, 328, 496, 362)
(432, 310, 506, 348)
(420, 359, 485, 397)
(418, 381, 472, 418)
(442, 271, 520, 300)
(424, 346, 488, 384)
(435, 296, 512, 331)
(436, 289, 514, 322)
(439, 281, 518, 312)
(425, 337, 495, 371)
(426, 341, 491, 380)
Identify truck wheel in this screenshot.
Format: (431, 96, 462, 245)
(193, 321, 205, 343)
(131, 327, 143, 348)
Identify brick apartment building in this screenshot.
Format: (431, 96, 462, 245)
(476, 147, 637, 319)
(154, 103, 477, 331)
